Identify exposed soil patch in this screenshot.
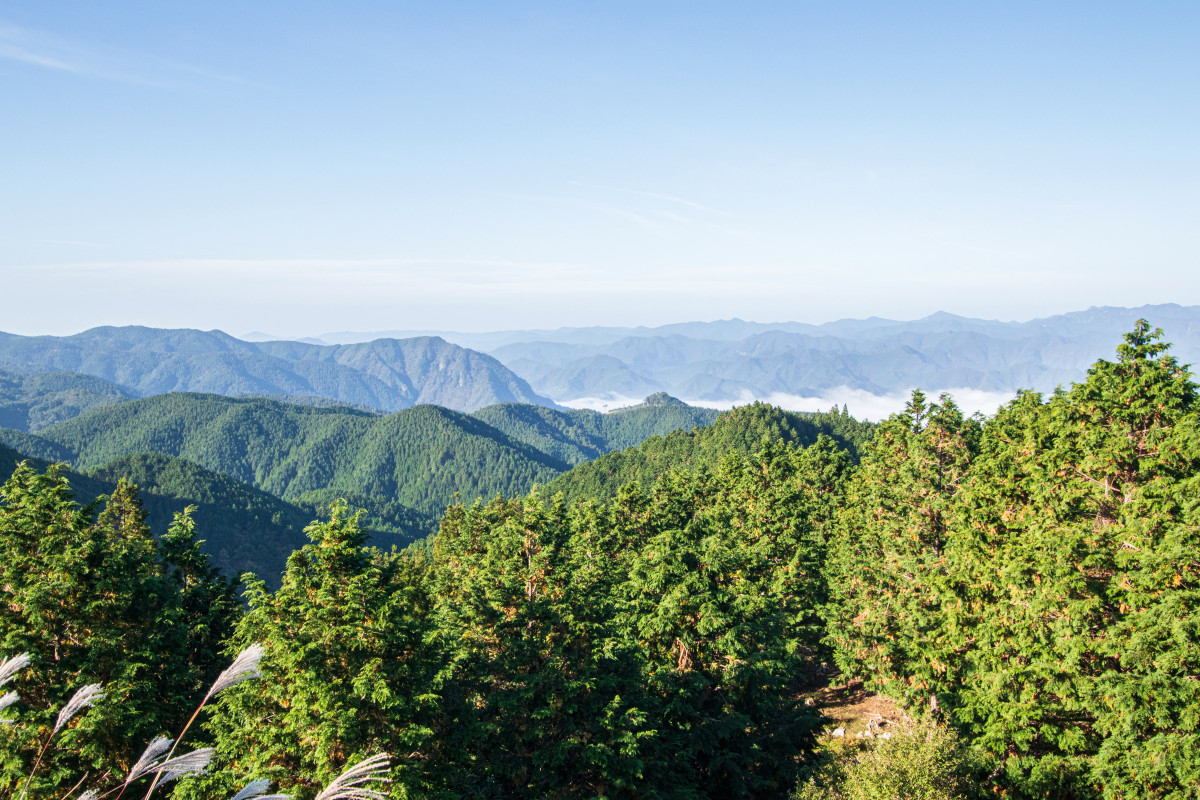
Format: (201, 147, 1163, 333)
(805, 679, 912, 741)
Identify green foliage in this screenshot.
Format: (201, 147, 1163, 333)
(794, 719, 981, 800)
(825, 320, 1200, 800)
(0, 368, 135, 432)
(823, 391, 981, 710)
(430, 496, 649, 798)
(181, 502, 437, 799)
(0, 467, 237, 797)
(471, 395, 720, 466)
(543, 402, 875, 505)
(31, 394, 567, 526)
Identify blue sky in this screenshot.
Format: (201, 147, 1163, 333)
(2, 1, 1197, 336)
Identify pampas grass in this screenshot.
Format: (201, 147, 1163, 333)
(141, 643, 266, 799)
(0, 644, 389, 800)
(126, 737, 175, 786)
(1, 652, 30, 724)
(230, 777, 293, 800)
(0, 652, 30, 687)
(313, 753, 392, 800)
(19, 681, 106, 799)
(204, 644, 264, 702)
(54, 684, 105, 733)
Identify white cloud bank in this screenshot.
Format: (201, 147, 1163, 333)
(559, 386, 1018, 422)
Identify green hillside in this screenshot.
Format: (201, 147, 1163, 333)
(470, 392, 719, 465)
(542, 402, 876, 504)
(0, 369, 135, 431)
(0, 427, 74, 463)
(0, 443, 310, 585)
(32, 393, 569, 521)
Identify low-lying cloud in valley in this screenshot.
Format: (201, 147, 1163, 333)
(560, 386, 1019, 422)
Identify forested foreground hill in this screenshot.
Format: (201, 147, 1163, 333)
(3, 322, 1195, 799)
(470, 391, 720, 465)
(20, 393, 567, 521)
(542, 401, 875, 503)
(0, 391, 729, 579)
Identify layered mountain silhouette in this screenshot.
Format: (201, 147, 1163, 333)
(314, 304, 1200, 405)
(0, 327, 554, 413)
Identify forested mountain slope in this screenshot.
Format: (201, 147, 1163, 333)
(0, 369, 135, 431)
(0, 326, 552, 412)
(29, 393, 569, 521)
(471, 392, 719, 465)
(542, 402, 875, 504)
(0, 443, 310, 584)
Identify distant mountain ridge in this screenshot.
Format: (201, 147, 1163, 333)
(0, 326, 554, 413)
(475, 304, 1200, 406)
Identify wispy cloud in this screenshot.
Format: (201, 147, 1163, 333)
(0, 18, 265, 89)
(560, 386, 1016, 421)
(40, 239, 105, 248)
(554, 182, 754, 239)
(568, 181, 733, 217)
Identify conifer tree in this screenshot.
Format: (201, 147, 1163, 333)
(0, 469, 235, 796)
(183, 501, 437, 799)
(824, 391, 979, 710)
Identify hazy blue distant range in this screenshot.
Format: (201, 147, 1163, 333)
(307, 304, 1200, 410)
(4, 304, 1197, 422)
(0, 327, 554, 414)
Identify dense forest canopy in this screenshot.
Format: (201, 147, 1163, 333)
(0, 321, 1196, 799)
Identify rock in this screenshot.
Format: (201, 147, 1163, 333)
(831, 727, 845, 738)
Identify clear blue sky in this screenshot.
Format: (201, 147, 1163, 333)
(2, 1, 1197, 336)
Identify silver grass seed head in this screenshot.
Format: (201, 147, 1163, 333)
(0, 653, 31, 688)
(231, 779, 292, 800)
(0, 690, 17, 719)
(54, 683, 105, 733)
(314, 753, 392, 800)
(76, 792, 99, 800)
(159, 747, 215, 783)
(230, 779, 272, 800)
(125, 736, 173, 785)
(206, 643, 265, 701)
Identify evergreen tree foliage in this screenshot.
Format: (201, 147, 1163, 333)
(0, 467, 236, 796)
(824, 391, 980, 710)
(544, 402, 874, 505)
(182, 501, 438, 799)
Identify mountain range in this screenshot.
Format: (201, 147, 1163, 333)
(0, 389, 724, 581)
(0, 327, 553, 414)
(304, 304, 1200, 409)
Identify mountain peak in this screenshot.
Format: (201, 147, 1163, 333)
(642, 392, 686, 406)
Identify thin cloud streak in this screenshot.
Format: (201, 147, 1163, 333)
(568, 181, 733, 217)
(0, 17, 265, 89)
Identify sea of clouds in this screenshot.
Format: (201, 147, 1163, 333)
(559, 386, 1019, 422)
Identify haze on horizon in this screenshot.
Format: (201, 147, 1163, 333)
(3, 2, 1197, 337)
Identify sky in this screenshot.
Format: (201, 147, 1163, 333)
(2, 1, 1198, 338)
